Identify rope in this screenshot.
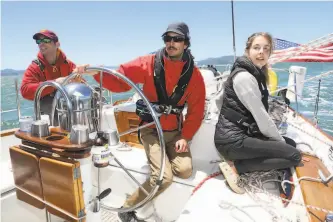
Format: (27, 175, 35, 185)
(270, 70, 333, 95)
(191, 171, 222, 195)
(313, 79, 322, 126)
(246, 183, 333, 214)
(15, 186, 86, 221)
(191, 168, 333, 222)
(238, 170, 333, 221)
(219, 200, 259, 222)
(237, 170, 284, 192)
(288, 120, 333, 148)
(271, 68, 289, 72)
(238, 170, 289, 221)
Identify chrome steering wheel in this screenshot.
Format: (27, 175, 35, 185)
(68, 67, 166, 213)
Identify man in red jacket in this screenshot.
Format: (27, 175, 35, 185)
(75, 22, 206, 221)
(20, 30, 81, 125)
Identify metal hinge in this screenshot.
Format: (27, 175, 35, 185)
(78, 209, 86, 222)
(73, 167, 81, 180)
(78, 209, 85, 217)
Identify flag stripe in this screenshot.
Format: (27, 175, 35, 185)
(271, 39, 333, 62)
(286, 56, 333, 62)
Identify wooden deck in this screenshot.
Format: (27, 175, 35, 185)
(296, 154, 333, 222)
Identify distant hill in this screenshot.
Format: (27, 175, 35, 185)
(196, 55, 236, 65)
(0, 69, 24, 76)
(0, 56, 236, 76)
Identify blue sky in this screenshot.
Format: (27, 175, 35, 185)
(1, 1, 333, 69)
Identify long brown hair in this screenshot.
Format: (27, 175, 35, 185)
(244, 32, 274, 84)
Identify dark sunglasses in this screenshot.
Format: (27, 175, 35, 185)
(36, 38, 52, 44)
(163, 35, 185, 43)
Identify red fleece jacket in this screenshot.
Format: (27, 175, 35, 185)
(20, 49, 76, 100)
(93, 54, 206, 140)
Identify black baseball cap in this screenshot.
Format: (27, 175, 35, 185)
(162, 22, 190, 39)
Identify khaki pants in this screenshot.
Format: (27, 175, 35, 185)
(124, 128, 193, 208)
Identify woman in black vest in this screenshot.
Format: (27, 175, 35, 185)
(214, 32, 301, 194)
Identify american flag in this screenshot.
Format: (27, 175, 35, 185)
(270, 37, 333, 63)
(274, 38, 300, 50)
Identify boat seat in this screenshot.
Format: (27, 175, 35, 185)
(9, 145, 86, 222)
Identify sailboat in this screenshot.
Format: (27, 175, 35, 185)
(1, 2, 333, 222)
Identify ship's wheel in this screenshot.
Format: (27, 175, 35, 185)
(64, 67, 166, 213)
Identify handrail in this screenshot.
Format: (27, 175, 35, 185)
(270, 70, 333, 95)
(2, 68, 333, 120)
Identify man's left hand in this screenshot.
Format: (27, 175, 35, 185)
(175, 138, 188, 153)
(73, 64, 98, 76)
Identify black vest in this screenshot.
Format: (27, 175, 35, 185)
(214, 56, 269, 148)
(136, 48, 194, 143)
(153, 47, 194, 106)
(136, 48, 194, 123)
